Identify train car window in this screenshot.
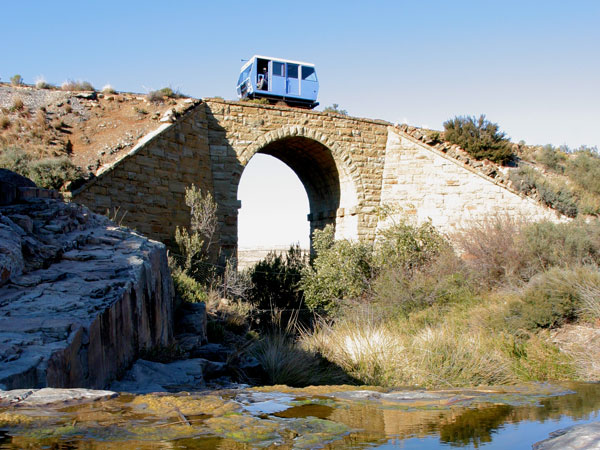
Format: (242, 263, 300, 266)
(301, 66, 317, 81)
(273, 62, 285, 77)
(287, 63, 299, 79)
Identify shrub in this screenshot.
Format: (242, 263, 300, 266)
(454, 214, 529, 286)
(565, 148, 600, 196)
(35, 78, 52, 89)
(173, 185, 217, 280)
(171, 265, 208, 304)
(507, 267, 600, 331)
(300, 225, 373, 315)
(101, 84, 116, 94)
(0, 116, 10, 130)
(374, 220, 448, 275)
(147, 87, 178, 103)
(11, 97, 24, 112)
(534, 144, 566, 172)
(509, 166, 578, 217)
(443, 114, 514, 164)
(520, 220, 600, 272)
(372, 253, 474, 317)
(322, 104, 348, 115)
(10, 74, 23, 86)
(249, 245, 308, 327)
(27, 157, 81, 189)
(61, 80, 95, 91)
(0, 147, 81, 190)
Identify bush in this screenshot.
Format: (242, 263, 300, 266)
(10, 74, 23, 86)
(534, 144, 566, 172)
(101, 84, 116, 94)
(147, 87, 178, 103)
(11, 97, 24, 112)
(520, 220, 600, 272)
(61, 80, 95, 91)
(0, 116, 10, 130)
(35, 78, 52, 89)
(372, 252, 474, 317)
(300, 226, 373, 315)
(509, 166, 578, 217)
(249, 245, 308, 327)
(565, 148, 600, 196)
(322, 104, 348, 115)
(0, 147, 81, 189)
(374, 220, 448, 275)
(27, 157, 82, 189)
(443, 115, 514, 164)
(454, 214, 528, 286)
(507, 267, 600, 331)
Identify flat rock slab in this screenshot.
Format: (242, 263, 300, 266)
(0, 197, 174, 389)
(0, 388, 117, 407)
(533, 422, 600, 449)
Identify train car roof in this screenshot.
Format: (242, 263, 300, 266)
(240, 55, 316, 71)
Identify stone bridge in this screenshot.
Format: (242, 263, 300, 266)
(72, 99, 558, 260)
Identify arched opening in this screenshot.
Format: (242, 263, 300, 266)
(235, 135, 358, 264)
(237, 154, 310, 264)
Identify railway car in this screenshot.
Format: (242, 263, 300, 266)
(236, 55, 319, 109)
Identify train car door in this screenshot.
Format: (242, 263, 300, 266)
(286, 63, 299, 96)
(271, 61, 285, 95)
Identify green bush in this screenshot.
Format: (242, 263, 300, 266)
(520, 220, 600, 272)
(509, 166, 578, 217)
(171, 266, 208, 303)
(249, 245, 308, 327)
(300, 225, 372, 315)
(373, 220, 448, 274)
(27, 157, 81, 190)
(534, 144, 566, 173)
(507, 267, 600, 331)
(0, 147, 81, 190)
(443, 115, 514, 164)
(565, 148, 600, 196)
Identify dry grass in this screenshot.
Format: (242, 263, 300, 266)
(299, 293, 578, 388)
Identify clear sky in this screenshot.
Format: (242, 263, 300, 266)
(2, 1, 599, 248)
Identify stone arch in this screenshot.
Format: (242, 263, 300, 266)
(235, 126, 361, 246)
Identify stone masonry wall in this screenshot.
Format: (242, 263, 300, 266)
(72, 104, 214, 247)
(72, 99, 562, 261)
(377, 128, 560, 235)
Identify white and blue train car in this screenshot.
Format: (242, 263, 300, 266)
(236, 55, 319, 109)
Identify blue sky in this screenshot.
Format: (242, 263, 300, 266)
(2, 1, 599, 248)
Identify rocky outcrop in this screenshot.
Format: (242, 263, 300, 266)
(0, 176, 174, 389)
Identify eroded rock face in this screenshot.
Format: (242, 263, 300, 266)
(0, 186, 174, 390)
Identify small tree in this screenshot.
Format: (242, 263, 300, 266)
(10, 74, 23, 86)
(174, 185, 217, 281)
(443, 114, 513, 164)
(322, 104, 348, 115)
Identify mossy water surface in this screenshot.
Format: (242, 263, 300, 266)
(1, 382, 599, 449)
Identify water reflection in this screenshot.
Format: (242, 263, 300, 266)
(0, 382, 598, 449)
